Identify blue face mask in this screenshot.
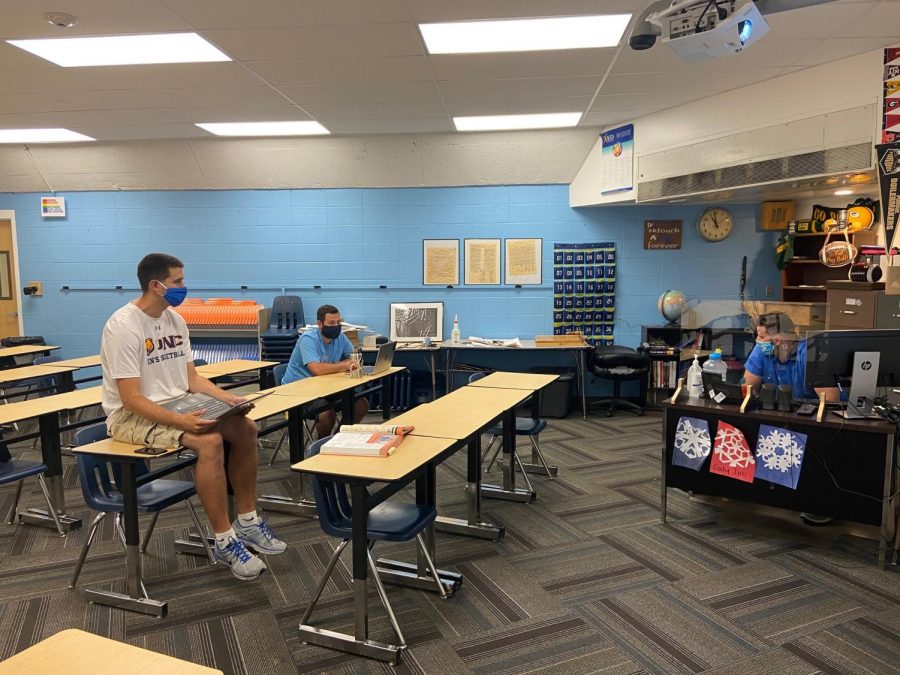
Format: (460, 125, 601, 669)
(321, 324, 341, 340)
(755, 339, 774, 356)
(159, 283, 187, 307)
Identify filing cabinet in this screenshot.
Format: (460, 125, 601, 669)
(825, 281, 883, 329)
(876, 292, 900, 329)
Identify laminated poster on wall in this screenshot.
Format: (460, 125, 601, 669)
(709, 421, 755, 483)
(672, 416, 711, 471)
(754, 424, 806, 490)
(600, 123, 634, 195)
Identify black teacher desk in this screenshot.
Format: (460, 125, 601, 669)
(661, 397, 897, 568)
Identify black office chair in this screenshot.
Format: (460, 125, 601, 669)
(590, 345, 651, 417)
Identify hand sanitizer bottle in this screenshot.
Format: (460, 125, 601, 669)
(687, 354, 703, 399)
(451, 315, 461, 344)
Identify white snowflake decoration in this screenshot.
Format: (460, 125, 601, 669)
(675, 419, 710, 459)
(756, 428, 803, 473)
(714, 426, 755, 468)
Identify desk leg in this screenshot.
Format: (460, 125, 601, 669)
(57, 371, 75, 393)
(378, 463, 463, 593)
(518, 390, 558, 478)
(382, 375, 392, 421)
(661, 409, 669, 524)
(19, 412, 82, 532)
(431, 352, 437, 401)
(299, 483, 402, 664)
(879, 432, 897, 569)
(481, 408, 536, 503)
(83, 462, 167, 617)
(436, 435, 505, 540)
(259, 406, 317, 517)
(260, 365, 275, 390)
(578, 349, 587, 420)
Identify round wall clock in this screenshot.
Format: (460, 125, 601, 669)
(697, 207, 734, 242)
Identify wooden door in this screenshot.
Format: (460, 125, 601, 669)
(0, 220, 21, 338)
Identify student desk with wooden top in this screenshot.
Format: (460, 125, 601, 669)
(0, 387, 103, 531)
(257, 366, 405, 516)
(0, 343, 60, 359)
(42, 354, 103, 389)
(0, 363, 79, 397)
(389, 385, 534, 541)
(194, 358, 279, 389)
(0, 628, 222, 675)
(292, 433, 461, 664)
(467, 371, 560, 478)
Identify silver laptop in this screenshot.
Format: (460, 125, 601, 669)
(362, 341, 396, 375)
(159, 391, 270, 421)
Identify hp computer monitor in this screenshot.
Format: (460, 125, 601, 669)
(805, 329, 900, 417)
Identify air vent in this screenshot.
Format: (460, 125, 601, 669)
(637, 142, 873, 201)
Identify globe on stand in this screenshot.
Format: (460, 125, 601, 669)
(658, 290, 687, 325)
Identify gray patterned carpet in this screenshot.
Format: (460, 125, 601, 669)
(1, 410, 898, 674)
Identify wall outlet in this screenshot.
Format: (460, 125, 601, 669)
(24, 281, 43, 297)
(765, 284, 775, 297)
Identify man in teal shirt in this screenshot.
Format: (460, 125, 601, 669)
(283, 304, 369, 438)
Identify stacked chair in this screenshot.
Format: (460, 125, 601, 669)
(260, 296, 303, 363)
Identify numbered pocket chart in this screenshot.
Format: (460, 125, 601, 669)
(553, 242, 616, 346)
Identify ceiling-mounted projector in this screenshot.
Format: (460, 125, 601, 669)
(629, 0, 837, 61)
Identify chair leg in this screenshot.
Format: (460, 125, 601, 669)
(529, 436, 554, 480)
(512, 450, 535, 494)
(35, 474, 65, 536)
(113, 513, 127, 551)
(268, 428, 287, 466)
(70, 511, 107, 588)
(185, 499, 216, 564)
(302, 539, 349, 624)
(140, 512, 160, 553)
(4, 479, 25, 525)
(366, 548, 406, 647)
(482, 436, 502, 473)
(415, 533, 448, 599)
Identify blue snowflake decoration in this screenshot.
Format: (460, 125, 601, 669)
(673, 417, 711, 471)
(754, 424, 807, 489)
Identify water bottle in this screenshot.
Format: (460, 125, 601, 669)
(702, 349, 728, 383)
(451, 315, 461, 344)
(687, 355, 703, 399)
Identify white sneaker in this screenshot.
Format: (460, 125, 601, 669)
(214, 535, 267, 580)
(233, 518, 287, 555)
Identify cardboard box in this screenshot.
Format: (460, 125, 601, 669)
(761, 201, 795, 230)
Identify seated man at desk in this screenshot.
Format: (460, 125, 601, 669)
(742, 313, 817, 399)
(101, 253, 285, 582)
(282, 303, 368, 439)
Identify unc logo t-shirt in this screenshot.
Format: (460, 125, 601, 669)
(101, 302, 192, 417)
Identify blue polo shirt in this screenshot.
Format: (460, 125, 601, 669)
(744, 339, 814, 398)
(283, 329, 353, 383)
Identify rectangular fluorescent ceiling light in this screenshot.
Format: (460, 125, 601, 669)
(419, 15, 632, 54)
(195, 121, 330, 137)
(0, 128, 94, 143)
(7, 33, 230, 67)
(454, 113, 581, 132)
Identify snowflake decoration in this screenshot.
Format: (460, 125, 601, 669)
(714, 426, 754, 468)
(675, 418, 710, 459)
(754, 424, 807, 489)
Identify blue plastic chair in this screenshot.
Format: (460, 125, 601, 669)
(69, 423, 213, 590)
(2, 455, 64, 536)
(300, 436, 446, 647)
(467, 372, 553, 487)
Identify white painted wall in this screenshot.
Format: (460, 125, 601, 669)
(0, 128, 599, 193)
(570, 49, 886, 206)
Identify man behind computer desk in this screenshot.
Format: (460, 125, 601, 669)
(100, 253, 285, 581)
(282, 303, 369, 438)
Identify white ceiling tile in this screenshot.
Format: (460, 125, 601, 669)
(763, 1, 879, 39)
(32, 108, 183, 127)
(408, 0, 644, 22)
(201, 24, 424, 61)
(580, 111, 642, 127)
(830, 1, 900, 37)
(68, 62, 262, 90)
(0, 89, 152, 113)
(439, 76, 602, 102)
(0, 67, 105, 95)
(128, 86, 290, 109)
(74, 124, 209, 141)
(445, 97, 593, 116)
(165, 0, 411, 29)
(246, 56, 433, 86)
(324, 118, 453, 134)
(278, 82, 442, 106)
(790, 37, 894, 67)
(598, 68, 784, 95)
(302, 101, 449, 120)
(430, 50, 615, 81)
(163, 105, 313, 124)
(0, 42, 58, 70)
(0, 0, 190, 38)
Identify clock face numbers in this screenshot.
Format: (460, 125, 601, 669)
(697, 207, 733, 242)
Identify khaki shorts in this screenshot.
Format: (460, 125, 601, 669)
(108, 409, 184, 449)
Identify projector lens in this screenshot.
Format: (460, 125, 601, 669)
(738, 20, 753, 44)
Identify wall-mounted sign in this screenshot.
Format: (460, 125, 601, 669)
(600, 123, 634, 195)
(644, 220, 682, 250)
(40, 196, 66, 218)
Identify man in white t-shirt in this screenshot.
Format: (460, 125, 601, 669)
(101, 253, 285, 581)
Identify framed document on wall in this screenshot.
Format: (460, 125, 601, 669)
(423, 239, 459, 286)
(464, 238, 501, 285)
(389, 302, 444, 343)
(504, 238, 542, 285)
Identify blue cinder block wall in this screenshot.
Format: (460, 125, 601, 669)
(1, 187, 779, 384)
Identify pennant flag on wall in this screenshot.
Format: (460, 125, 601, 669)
(672, 416, 711, 471)
(709, 421, 755, 483)
(754, 424, 807, 489)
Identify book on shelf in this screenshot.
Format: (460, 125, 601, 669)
(320, 424, 415, 457)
